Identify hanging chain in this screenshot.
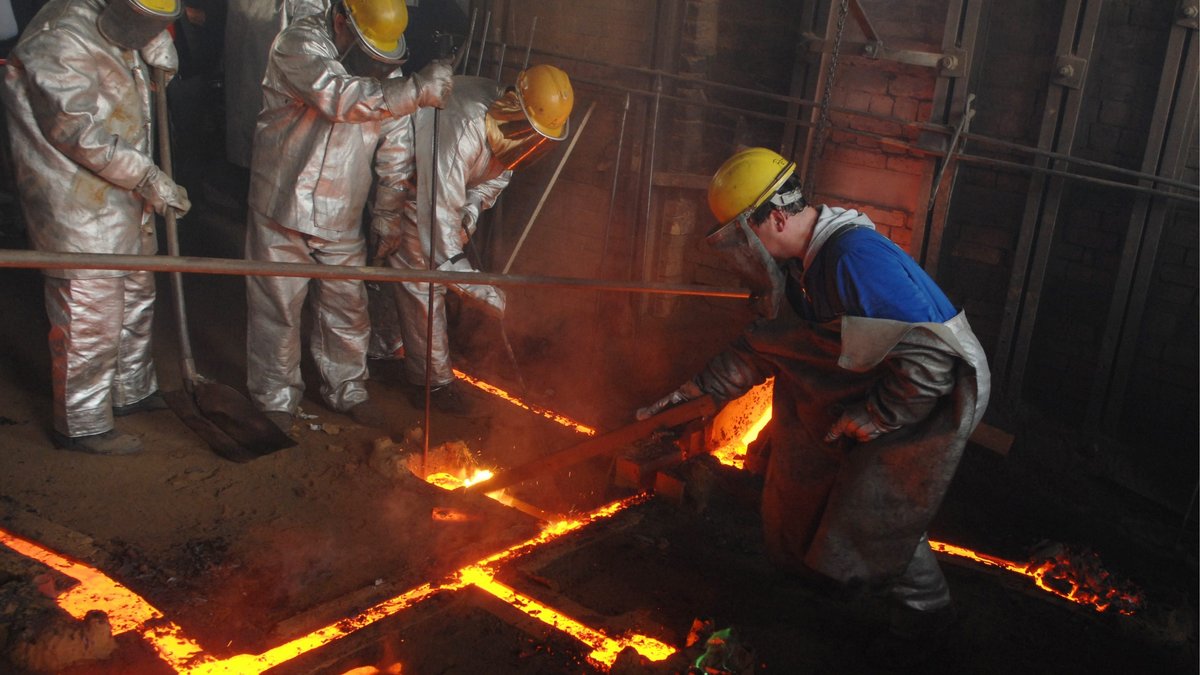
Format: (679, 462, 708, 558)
(806, 0, 850, 199)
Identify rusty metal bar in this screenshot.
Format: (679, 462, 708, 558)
(0, 249, 751, 299)
(916, 0, 983, 272)
(502, 100, 597, 274)
(994, 0, 1103, 404)
(465, 395, 717, 494)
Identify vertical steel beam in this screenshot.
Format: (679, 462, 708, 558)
(1088, 8, 1199, 431)
(993, 0, 1104, 404)
(916, 0, 983, 273)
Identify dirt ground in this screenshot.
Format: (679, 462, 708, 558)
(0, 163, 1196, 674)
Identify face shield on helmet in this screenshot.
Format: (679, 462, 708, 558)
(483, 65, 574, 171)
(484, 89, 554, 171)
(705, 147, 804, 319)
(341, 0, 408, 64)
(98, 0, 182, 50)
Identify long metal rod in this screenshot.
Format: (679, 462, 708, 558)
(423, 94, 442, 473)
(599, 92, 631, 278)
(458, 9, 477, 75)
(636, 75, 662, 316)
(501, 100, 598, 274)
(522, 16, 538, 71)
(927, 93, 975, 212)
(473, 10, 491, 77)
(0, 249, 751, 298)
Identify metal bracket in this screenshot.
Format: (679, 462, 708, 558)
(1052, 54, 1088, 89)
(938, 47, 967, 78)
(1178, 0, 1199, 29)
(862, 40, 886, 59)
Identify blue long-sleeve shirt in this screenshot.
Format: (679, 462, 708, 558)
(789, 226, 956, 324)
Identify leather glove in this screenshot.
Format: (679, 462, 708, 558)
(384, 59, 454, 112)
(371, 215, 403, 261)
(458, 204, 480, 246)
(414, 58, 454, 108)
(140, 32, 178, 80)
(461, 202, 481, 237)
(824, 400, 901, 444)
(438, 256, 505, 319)
(136, 165, 190, 217)
(636, 379, 703, 421)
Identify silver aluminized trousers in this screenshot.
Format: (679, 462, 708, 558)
(44, 272, 159, 437)
(245, 210, 370, 414)
(386, 244, 453, 387)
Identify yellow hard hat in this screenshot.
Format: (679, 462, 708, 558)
(131, 0, 180, 15)
(708, 147, 797, 226)
(97, 0, 181, 49)
(517, 65, 574, 141)
(343, 0, 408, 63)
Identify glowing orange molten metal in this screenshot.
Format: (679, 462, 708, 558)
(455, 369, 597, 436)
(1, 495, 673, 673)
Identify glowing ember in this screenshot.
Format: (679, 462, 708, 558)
(455, 369, 597, 436)
(931, 541, 1144, 615)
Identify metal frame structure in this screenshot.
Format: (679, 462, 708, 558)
(991, 0, 1105, 405)
(1088, 1, 1199, 431)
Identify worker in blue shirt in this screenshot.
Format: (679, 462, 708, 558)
(637, 147, 991, 664)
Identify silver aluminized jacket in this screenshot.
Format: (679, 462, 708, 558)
(383, 76, 511, 386)
(248, 11, 417, 241)
(1, 0, 176, 436)
(224, 0, 330, 168)
(245, 10, 417, 415)
(690, 216, 990, 608)
(1, 0, 176, 278)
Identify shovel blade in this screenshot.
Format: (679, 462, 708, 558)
(163, 385, 296, 462)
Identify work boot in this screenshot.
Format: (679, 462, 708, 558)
(867, 603, 958, 668)
(52, 429, 143, 455)
(347, 400, 387, 428)
(113, 391, 170, 417)
(432, 383, 483, 417)
(407, 381, 485, 418)
(265, 411, 294, 433)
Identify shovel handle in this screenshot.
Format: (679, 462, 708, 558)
(153, 68, 198, 386)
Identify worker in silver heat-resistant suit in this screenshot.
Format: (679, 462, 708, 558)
(244, 0, 451, 433)
(375, 66, 574, 417)
(1, 0, 192, 456)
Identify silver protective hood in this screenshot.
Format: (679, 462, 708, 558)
(706, 218, 786, 319)
(98, 0, 180, 50)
